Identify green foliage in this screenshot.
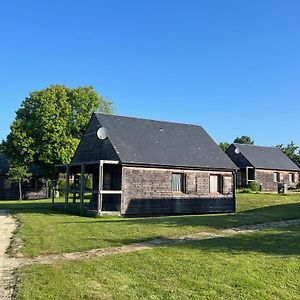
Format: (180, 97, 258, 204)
(219, 142, 230, 152)
(234, 136, 254, 145)
(85, 175, 93, 189)
(276, 141, 300, 167)
(7, 163, 32, 200)
(7, 163, 32, 183)
(296, 183, 300, 189)
(1, 85, 113, 182)
(58, 179, 67, 196)
(236, 188, 252, 193)
(248, 181, 261, 192)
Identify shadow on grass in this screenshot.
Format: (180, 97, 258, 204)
(57, 202, 300, 228)
(178, 225, 300, 256)
(97, 224, 300, 256)
(0, 200, 76, 216)
(1, 199, 300, 231)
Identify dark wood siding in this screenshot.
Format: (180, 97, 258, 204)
(226, 144, 253, 168)
(71, 114, 120, 163)
(121, 166, 235, 215)
(124, 197, 235, 215)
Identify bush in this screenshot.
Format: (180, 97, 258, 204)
(296, 183, 300, 190)
(248, 181, 261, 192)
(237, 188, 252, 194)
(58, 179, 67, 196)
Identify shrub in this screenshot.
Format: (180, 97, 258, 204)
(248, 181, 261, 192)
(236, 188, 252, 194)
(296, 183, 300, 190)
(58, 179, 67, 196)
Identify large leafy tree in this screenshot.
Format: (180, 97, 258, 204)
(1, 85, 113, 183)
(234, 136, 254, 145)
(219, 142, 230, 152)
(276, 141, 300, 167)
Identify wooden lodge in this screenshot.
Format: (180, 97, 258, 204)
(0, 154, 48, 200)
(57, 113, 237, 216)
(226, 143, 300, 192)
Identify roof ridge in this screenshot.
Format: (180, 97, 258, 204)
(95, 112, 204, 128)
(234, 143, 278, 149)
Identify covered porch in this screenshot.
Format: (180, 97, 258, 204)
(236, 166, 256, 188)
(55, 160, 122, 214)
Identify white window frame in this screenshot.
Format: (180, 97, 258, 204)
(210, 174, 222, 194)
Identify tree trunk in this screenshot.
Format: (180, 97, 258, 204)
(18, 180, 23, 201)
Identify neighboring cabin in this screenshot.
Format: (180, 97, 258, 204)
(59, 113, 237, 216)
(0, 154, 48, 200)
(226, 143, 300, 192)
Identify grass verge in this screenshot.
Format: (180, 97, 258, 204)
(0, 193, 299, 257)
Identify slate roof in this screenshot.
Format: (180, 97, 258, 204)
(232, 143, 300, 171)
(94, 113, 237, 170)
(0, 153, 46, 176)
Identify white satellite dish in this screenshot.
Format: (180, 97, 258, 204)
(235, 148, 240, 154)
(96, 127, 108, 140)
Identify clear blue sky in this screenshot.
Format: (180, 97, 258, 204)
(1, 0, 299, 146)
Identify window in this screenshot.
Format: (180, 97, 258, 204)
(210, 174, 222, 194)
(172, 173, 186, 193)
(247, 168, 255, 181)
(289, 173, 295, 183)
(273, 172, 280, 182)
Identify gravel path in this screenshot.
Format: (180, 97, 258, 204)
(0, 211, 18, 300)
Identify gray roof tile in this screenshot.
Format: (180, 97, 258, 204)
(233, 143, 300, 171)
(95, 113, 237, 170)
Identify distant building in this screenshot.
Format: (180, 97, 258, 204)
(226, 143, 300, 191)
(0, 154, 48, 200)
(58, 113, 237, 215)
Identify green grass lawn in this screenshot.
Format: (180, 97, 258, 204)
(1, 193, 300, 257)
(16, 224, 300, 300)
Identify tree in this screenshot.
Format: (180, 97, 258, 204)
(219, 142, 230, 152)
(234, 136, 254, 145)
(1, 85, 113, 184)
(8, 163, 32, 201)
(276, 141, 300, 167)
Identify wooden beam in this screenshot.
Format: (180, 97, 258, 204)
(51, 187, 55, 208)
(73, 173, 77, 204)
(100, 190, 122, 194)
(80, 164, 85, 207)
(65, 165, 70, 208)
(97, 161, 103, 214)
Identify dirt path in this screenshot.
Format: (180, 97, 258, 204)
(0, 211, 18, 300)
(24, 218, 300, 266)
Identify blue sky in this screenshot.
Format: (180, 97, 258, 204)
(0, 0, 299, 146)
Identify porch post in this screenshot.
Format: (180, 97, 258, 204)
(51, 186, 55, 208)
(80, 163, 85, 207)
(65, 165, 70, 208)
(73, 173, 77, 203)
(97, 161, 103, 213)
